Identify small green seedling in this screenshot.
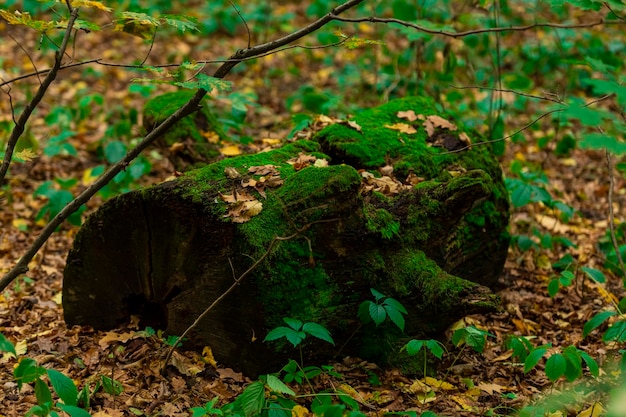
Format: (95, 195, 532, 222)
(402, 339, 446, 376)
(264, 317, 334, 348)
(358, 288, 407, 331)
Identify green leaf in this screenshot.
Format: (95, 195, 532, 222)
(547, 278, 560, 297)
(384, 305, 405, 331)
(510, 182, 532, 207)
(403, 340, 424, 356)
(265, 375, 295, 396)
(237, 381, 265, 417)
(580, 133, 626, 155)
(545, 354, 566, 382)
(264, 327, 304, 347)
(603, 320, 626, 342)
(0, 333, 16, 356)
(47, 369, 78, 406)
(583, 310, 616, 338)
(561, 105, 603, 126)
(160, 14, 200, 33)
(426, 340, 445, 359)
(282, 318, 303, 331)
(104, 141, 127, 164)
(302, 322, 334, 346)
(524, 347, 547, 373)
(357, 301, 372, 323)
(34, 378, 53, 408)
(580, 351, 599, 378)
(581, 266, 606, 283)
(453, 327, 488, 353)
(370, 288, 385, 302)
(382, 297, 408, 314)
(14, 358, 46, 389)
(56, 403, 91, 417)
(369, 303, 387, 326)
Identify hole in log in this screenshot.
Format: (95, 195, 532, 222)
(123, 293, 168, 329)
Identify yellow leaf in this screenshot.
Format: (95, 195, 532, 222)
(291, 405, 310, 417)
(82, 167, 99, 186)
(384, 123, 417, 134)
(52, 292, 62, 305)
(221, 144, 241, 156)
(11, 218, 29, 231)
(202, 346, 218, 368)
(15, 148, 38, 162)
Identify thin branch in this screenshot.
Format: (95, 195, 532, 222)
(0, 39, 347, 88)
(227, 0, 251, 49)
(450, 84, 564, 104)
(160, 232, 285, 374)
(439, 108, 563, 154)
(0, 0, 366, 291)
(0, 6, 80, 186)
(330, 16, 624, 38)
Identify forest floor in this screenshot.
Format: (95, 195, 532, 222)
(1, 3, 625, 417)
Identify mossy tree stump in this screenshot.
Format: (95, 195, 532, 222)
(64, 97, 510, 375)
(143, 91, 228, 170)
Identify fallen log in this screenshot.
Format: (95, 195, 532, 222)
(63, 97, 510, 375)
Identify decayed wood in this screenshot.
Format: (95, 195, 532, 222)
(64, 97, 510, 375)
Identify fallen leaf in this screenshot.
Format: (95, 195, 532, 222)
(478, 382, 505, 395)
(248, 165, 279, 176)
(397, 110, 418, 121)
(224, 167, 241, 179)
(220, 144, 241, 156)
(384, 123, 417, 134)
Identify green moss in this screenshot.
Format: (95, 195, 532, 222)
(364, 206, 400, 239)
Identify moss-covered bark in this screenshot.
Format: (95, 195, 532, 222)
(64, 97, 509, 376)
(143, 91, 228, 170)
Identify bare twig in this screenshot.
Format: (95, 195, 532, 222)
(160, 233, 285, 374)
(0, 6, 80, 186)
(330, 16, 623, 38)
(0, 40, 347, 88)
(450, 84, 564, 104)
(0, 0, 365, 291)
(227, 0, 251, 49)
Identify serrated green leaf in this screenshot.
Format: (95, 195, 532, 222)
(14, 358, 46, 389)
(384, 305, 405, 331)
(403, 340, 424, 356)
(369, 303, 386, 326)
(285, 331, 306, 348)
(382, 297, 407, 314)
(580, 133, 626, 155)
(581, 266, 605, 283)
(302, 322, 334, 345)
(524, 347, 547, 373)
(282, 318, 303, 331)
(580, 351, 599, 377)
(370, 288, 385, 302)
(161, 14, 200, 33)
(34, 378, 53, 408)
(545, 354, 566, 382)
(238, 381, 265, 417)
(265, 375, 296, 396)
(426, 340, 445, 358)
(263, 327, 292, 342)
(47, 369, 78, 406)
(583, 310, 616, 338)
